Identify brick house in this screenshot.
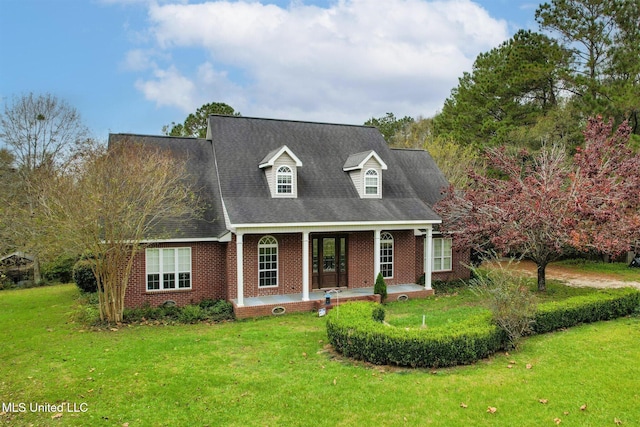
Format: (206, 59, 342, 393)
(110, 115, 470, 318)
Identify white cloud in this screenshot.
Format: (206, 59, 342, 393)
(129, 0, 509, 122)
(134, 66, 196, 111)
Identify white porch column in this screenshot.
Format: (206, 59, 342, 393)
(423, 226, 433, 290)
(236, 232, 244, 307)
(302, 231, 310, 301)
(373, 228, 381, 282)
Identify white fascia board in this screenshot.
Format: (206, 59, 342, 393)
(258, 145, 303, 168)
(230, 219, 441, 234)
(138, 234, 231, 244)
(343, 150, 388, 171)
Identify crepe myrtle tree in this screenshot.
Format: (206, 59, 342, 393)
(41, 141, 201, 323)
(435, 117, 640, 291)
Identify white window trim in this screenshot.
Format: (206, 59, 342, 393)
(276, 165, 293, 195)
(364, 168, 380, 196)
(258, 236, 278, 288)
(146, 247, 192, 291)
(432, 237, 453, 272)
(380, 232, 393, 279)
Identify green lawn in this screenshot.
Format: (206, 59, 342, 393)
(1, 284, 639, 426)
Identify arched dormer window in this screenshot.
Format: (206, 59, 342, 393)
(365, 169, 379, 195)
(276, 166, 293, 195)
(380, 232, 393, 278)
(258, 236, 278, 287)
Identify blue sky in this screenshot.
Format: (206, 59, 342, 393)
(0, 0, 540, 141)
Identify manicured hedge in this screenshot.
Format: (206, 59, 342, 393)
(533, 288, 640, 334)
(326, 302, 505, 368)
(326, 288, 640, 368)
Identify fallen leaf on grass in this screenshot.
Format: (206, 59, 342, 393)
(614, 418, 622, 425)
(51, 413, 63, 419)
(487, 407, 497, 414)
(526, 364, 533, 369)
(510, 360, 516, 364)
(554, 417, 561, 424)
(539, 399, 548, 404)
(122, 423, 129, 427)
(302, 352, 307, 358)
(460, 403, 467, 408)
(580, 404, 587, 411)
(333, 378, 337, 385)
(564, 411, 569, 415)
(507, 364, 513, 369)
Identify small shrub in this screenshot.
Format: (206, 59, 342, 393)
(201, 299, 235, 322)
(374, 272, 387, 302)
(471, 264, 537, 350)
(73, 260, 98, 293)
(371, 305, 385, 323)
(179, 304, 206, 323)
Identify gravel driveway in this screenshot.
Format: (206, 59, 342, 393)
(492, 260, 640, 290)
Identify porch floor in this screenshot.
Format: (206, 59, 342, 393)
(233, 284, 430, 307)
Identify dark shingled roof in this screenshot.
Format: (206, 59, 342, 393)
(108, 134, 227, 240)
(209, 115, 442, 226)
(109, 116, 448, 239)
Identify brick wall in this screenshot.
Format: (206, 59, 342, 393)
(125, 241, 227, 308)
(241, 233, 303, 298)
(347, 231, 375, 288)
(384, 230, 416, 285)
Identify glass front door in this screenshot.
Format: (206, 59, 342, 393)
(312, 235, 347, 289)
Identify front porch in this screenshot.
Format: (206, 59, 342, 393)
(232, 283, 434, 319)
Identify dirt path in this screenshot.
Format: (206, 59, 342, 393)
(491, 260, 640, 290)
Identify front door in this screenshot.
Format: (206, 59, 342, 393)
(312, 235, 347, 289)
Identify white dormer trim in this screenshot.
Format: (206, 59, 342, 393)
(342, 150, 388, 172)
(259, 145, 302, 198)
(343, 150, 386, 199)
(259, 145, 303, 169)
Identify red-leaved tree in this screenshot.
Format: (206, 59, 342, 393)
(436, 117, 640, 291)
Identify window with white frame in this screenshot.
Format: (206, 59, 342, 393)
(380, 232, 393, 278)
(432, 238, 452, 272)
(364, 168, 379, 195)
(258, 236, 278, 287)
(146, 247, 191, 291)
(276, 166, 293, 194)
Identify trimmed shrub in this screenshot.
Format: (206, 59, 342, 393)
(179, 304, 206, 323)
(533, 288, 640, 334)
(122, 299, 235, 324)
(326, 301, 505, 368)
(374, 272, 387, 302)
(72, 260, 98, 293)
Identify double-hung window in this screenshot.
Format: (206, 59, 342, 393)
(432, 238, 452, 272)
(276, 166, 293, 194)
(146, 247, 192, 291)
(364, 169, 379, 195)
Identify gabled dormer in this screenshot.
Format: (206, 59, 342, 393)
(343, 150, 388, 199)
(259, 145, 303, 198)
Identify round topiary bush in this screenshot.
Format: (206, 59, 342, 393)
(73, 260, 98, 293)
